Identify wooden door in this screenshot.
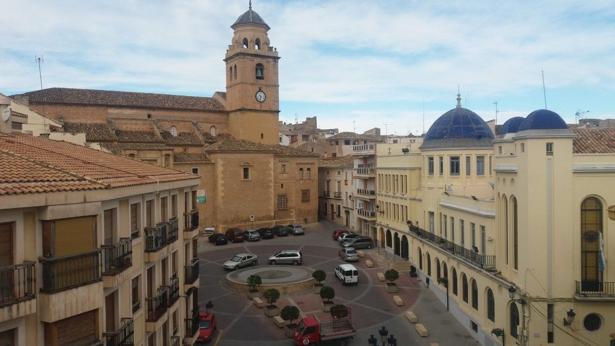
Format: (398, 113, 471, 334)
(105, 292, 116, 332)
(0, 329, 15, 346)
(147, 267, 154, 297)
(0, 223, 13, 266)
(161, 258, 168, 286)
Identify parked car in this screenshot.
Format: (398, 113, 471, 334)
(197, 312, 217, 343)
(223, 253, 258, 270)
(244, 229, 261, 242)
(291, 224, 305, 235)
(257, 227, 274, 239)
(209, 233, 228, 246)
(338, 233, 360, 244)
(332, 229, 350, 240)
(225, 228, 244, 243)
(342, 236, 374, 249)
(339, 247, 359, 262)
(335, 264, 359, 285)
(268, 250, 303, 265)
(272, 225, 290, 236)
(202, 227, 216, 237)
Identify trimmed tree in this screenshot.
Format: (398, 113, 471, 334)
(312, 270, 326, 287)
(281, 305, 300, 327)
(319, 286, 335, 304)
(330, 304, 349, 319)
(263, 288, 280, 308)
(385, 269, 399, 286)
(247, 275, 262, 293)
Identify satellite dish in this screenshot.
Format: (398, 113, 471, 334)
(1, 107, 10, 122)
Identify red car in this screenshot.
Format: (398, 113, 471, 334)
(197, 312, 216, 343)
(332, 229, 350, 240)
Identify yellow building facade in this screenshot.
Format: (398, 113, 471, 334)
(0, 134, 201, 346)
(376, 96, 615, 345)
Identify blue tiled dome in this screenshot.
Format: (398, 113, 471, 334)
(500, 117, 525, 134)
(518, 109, 567, 131)
(421, 106, 494, 149)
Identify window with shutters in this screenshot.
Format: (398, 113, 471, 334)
(130, 203, 141, 239)
(277, 194, 288, 210)
(301, 189, 310, 203)
(171, 195, 178, 218)
(161, 197, 168, 221)
(146, 200, 154, 227)
(132, 275, 141, 313)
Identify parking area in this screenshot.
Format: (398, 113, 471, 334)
(197, 221, 478, 346)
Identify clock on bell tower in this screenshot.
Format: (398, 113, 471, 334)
(225, 1, 280, 145)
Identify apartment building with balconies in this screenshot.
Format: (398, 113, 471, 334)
(318, 156, 355, 230)
(0, 133, 200, 346)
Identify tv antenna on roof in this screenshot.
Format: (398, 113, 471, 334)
(493, 101, 499, 126)
(575, 110, 590, 124)
(541, 70, 548, 109)
(35, 55, 44, 90)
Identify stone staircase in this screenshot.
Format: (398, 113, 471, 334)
(391, 260, 410, 272)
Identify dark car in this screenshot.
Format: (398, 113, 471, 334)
(257, 227, 274, 239)
(209, 233, 228, 246)
(343, 236, 374, 249)
(272, 225, 290, 236)
(225, 228, 244, 243)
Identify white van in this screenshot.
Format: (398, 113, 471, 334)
(334, 264, 359, 285)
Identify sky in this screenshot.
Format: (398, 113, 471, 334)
(2, 0, 615, 135)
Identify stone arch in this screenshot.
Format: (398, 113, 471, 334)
(401, 235, 409, 259)
(393, 232, 400, 256)
(386, 229, 392, 248)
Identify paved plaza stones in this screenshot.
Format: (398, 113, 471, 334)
(197, 222, 478, 346)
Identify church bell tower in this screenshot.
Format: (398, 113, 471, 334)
(225, 1, 280, 145)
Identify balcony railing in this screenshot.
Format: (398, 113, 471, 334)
(185, 310, 199, 338)
(354, 167, 376, 176)
(321, 190, 331, 198)
(145, 225, 168, 252)
(0, 261, 35, 307)
(352, 144, 375, 153)
(102, 238, 132, 276)
(168, 275, 180, 306)
(130, 227, 140, 240)
(357, 209, 376, 219)
(184, 258, 199, 285)
(356, 188, 376, 197)
(409, 225, 496, 271)
(146, 286, 169, 322)
(41, 250, 102, 293)
(576, 281, 615, 297)
(167, 218, 178, 244)
(103, 318, 134, 346)
(333, 192, 342, 198)
(190, 210, 199, 231)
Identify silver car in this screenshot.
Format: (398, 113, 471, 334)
(268, 250, 303, 265)
(339, 247, 359, 262)
(223, 253, 258, 270)
(291, 225, 305, 235)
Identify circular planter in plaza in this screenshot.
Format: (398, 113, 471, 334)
(226, 265, 315, 294)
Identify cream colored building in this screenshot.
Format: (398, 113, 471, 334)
(376, 95, 615, 345)
(318, 156, 356, 230)
(0, 134, 201, 346)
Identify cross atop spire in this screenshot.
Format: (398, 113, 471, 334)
(249, 0, 252, 10)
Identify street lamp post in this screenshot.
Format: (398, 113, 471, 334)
(368, 326, 397, 346)
(439, 277, 449, 311)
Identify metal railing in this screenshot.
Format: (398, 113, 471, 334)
(130, 227, 140, 240)
(167, 218, 178, 244)
(0, 261, 35, 307)
(41, 250, 102, 293)
(409, 225, 496, 271)
(356, 188, 376, 197)
(102, 238, 132, 276)
(185, 310, 199, 338)
(168, 275, 180, 306)
(354, 167, 376, 176)
(103, 318, 134, 346)
(357, 209, 376, 219)
(352, 144, 375, 152)
(322, 191, 331, 198)
(576, 281, 615, 297)
(333, 192, 342, 198)
(145, 225, 168, 252)
(184, 258, 199, 285)
(146, 286, 169, 322)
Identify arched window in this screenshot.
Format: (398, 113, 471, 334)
(503, 195, 509, 265)
(581, 197, 604, 291)
(436, 259, 441, 282)
(442, 262, 448, 283)
(511, 196, 519, 269)
(242, 38, 248, 48)
(233, 65, 237, 79)
(486, 288, 495, 322)
(471, 279, 478, 310)
(427, 253, 432, 276)
(452, 268, 458, 295)
(510, 303, 520, 338)
(462, 273, 468, 303)
(169, 126, 177, 137)
(256, 63, 264, 80)
(418, 247, 423, 270)
(229, 67, 233, 80)
(209, 126, 217, 137)
(386, 230, 392, 248)
(255, 38, 261, 50)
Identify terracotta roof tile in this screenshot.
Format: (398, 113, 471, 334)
(0, 134, 196, 196)
(203, 136, 318, 157)
(573, 128, 615, 154)
(115, 130, 161, 143)
(174, 153, 212, 163)
(63, 122, 117, 142)
(160, 131, 202, 146)
(319, 156, 353, 168)
(16, 87, 225, 112)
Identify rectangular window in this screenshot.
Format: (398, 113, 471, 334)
(547, 304, 554, 343)
(161, 196, 168, 222)
(172, 251, 178, 276)
(301, 189, 310, 203)
(460, 220, 465, 247)
(489, 156, 492, 175)
(521, 143, 525, 152)
(344, 140, 350, 145)
(439, 156, 444, 175)
(450, 156, 460, 176)
(243, 167, 250, 180)
(336, 205, 341, 217)
(132, 275, 141, 313)
(429, 212, 435, 233)
(476, 156, 485, 176)
(306, 167, 312, 179)
(546, 142, 554, 156)
(146, 200, 154, 227)
(428, 157, 434, 176)
(443, 214, 448, 238)
(277, 194, 288, 210)
(466, 156, 471, 176)
(171, 195, 178, 218)
(191, 167, 198, 175)
(103, 208, 116, 246)
(451, 217, 455, 243)
(281, 164, 286, 174)
(471, 223, 476, 248)
(498, 146, 502, 154)
(130, 203, 141, 239)
(480, 225, 486, 254)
